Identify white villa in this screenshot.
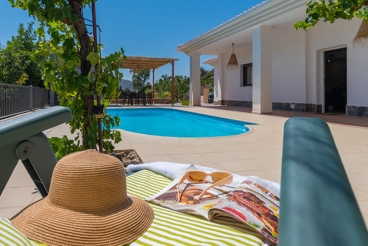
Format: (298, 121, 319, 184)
(177, 0, 368, 117)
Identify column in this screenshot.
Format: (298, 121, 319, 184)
(216, 54, 224, 105)
(189, 53, 201, 106)
(252, 25, 272, 114)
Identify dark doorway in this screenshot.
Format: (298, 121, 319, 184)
(324, 48, 347, 113)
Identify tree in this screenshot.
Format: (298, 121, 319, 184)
(8, 0, 124, 157)
(132, 69, 150, 91)
(200, 67, 209, 77)
(155, 75, 189, 101)
(295, 0, 368, 44)
(155, 75, 171, 99)
(174, 75, 190, 101)
(201, 69, 214, 91)
(0, 22, 43, 86)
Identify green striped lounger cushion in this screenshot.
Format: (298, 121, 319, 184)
(0, 218, 44, 246)
(1, 170, 263, 245)
(127, 170, 263, 246)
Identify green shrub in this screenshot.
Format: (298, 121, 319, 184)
(163, 91, 171, 98)
(181, 100, 189, 106)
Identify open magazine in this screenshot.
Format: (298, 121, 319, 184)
(147, 170, 280, 246)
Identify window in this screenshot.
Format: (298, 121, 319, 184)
(242, 63, 252, 86)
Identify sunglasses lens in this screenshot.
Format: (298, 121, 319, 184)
(188, 172, 206, 182)
(211, 172, 229, 182)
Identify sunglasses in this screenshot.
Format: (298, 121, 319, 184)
(177, 170, 233, 202)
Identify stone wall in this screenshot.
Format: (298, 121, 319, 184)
(153, 98, 173, 104)
(218, 99, 326, 114)
(347, 105, 368, 117)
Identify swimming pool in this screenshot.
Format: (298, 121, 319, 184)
(107, 108, 255, 138)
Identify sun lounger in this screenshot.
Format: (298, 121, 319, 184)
(0, 108, 367, 245)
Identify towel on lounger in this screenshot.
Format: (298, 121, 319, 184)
(126, 161, 280, 190)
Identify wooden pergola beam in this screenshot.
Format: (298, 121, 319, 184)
(119, 56, 178, 70)
(117, 56, 178, 106)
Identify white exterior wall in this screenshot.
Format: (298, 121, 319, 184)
(271, 26, 307, 103)
(307, 18, 368, 107)
(221, 44, 253, 102)
(213, 18, 368, 108)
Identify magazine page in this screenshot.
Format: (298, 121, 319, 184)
(208, 176, 280, 246)
(146, 167, 236, 219)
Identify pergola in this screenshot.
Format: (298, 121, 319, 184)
(118, 56, 179, 105)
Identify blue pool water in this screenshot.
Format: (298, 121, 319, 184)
(107, 108, 255, 138)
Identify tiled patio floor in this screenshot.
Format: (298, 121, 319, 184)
(1, 105, 367, 228)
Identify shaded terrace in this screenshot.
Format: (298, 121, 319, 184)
(118, 56, 179, 105)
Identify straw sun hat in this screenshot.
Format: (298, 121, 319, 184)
(11, 150, 154, 246)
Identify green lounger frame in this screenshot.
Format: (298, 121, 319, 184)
(279, 117, 368, 246)
(0, 106, 72, 197)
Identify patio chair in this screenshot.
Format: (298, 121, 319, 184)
(1, 112, 367, 245)
(128, 92, 136, 105)
(137, 90, 146, 106)
(146, 92, 152, 105)
(120, 91, 128, 105)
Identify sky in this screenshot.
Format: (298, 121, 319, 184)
(0, 0, 263, 82)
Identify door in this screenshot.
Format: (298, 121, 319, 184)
(324, 48, 347, 113)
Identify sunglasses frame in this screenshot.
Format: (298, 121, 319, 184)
(177, 170, 233, 202)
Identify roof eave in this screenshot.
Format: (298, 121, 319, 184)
(177, 0, 308, 54)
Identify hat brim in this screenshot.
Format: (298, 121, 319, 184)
(11, 195, 154, 246)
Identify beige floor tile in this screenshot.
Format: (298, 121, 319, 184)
(213, 144, 248, 152)
(0, 187, 40, 208)
(189, 145, 222, 154)
(156, 142, 185, 148)
(242, 142, 282, 150)
(114, 142, 133, 150)
(254, 149, 283, 159)
(363, 213, 368, 227)
(228, 150, 268, 160)
(215, 160, 263, 172)
(346, 171, 367, 180)
(344, 163, 368, 176)
(135, 148, 168, 156)
(157, 137, 182, 144)
(340, 153, 368, 165)
(201, 152, 240, 162)
(350, 179, 368, 193)
(353, 189, 368, 201)
(164, 147, 196, 155)
(140, 155, 177, 163)
(4, 173, 35, 188)
(0, 207, 26, 218)
(130, 143, 159, 149)
(180, 138, 207, 146)
(194, 162, 225, 170)
(171, 154, 210, 163)
(247, 158, 282, 170)
(12, 162, 28, 175)
(269, 169, 282, 176)
(357, 200, 368, 215)
(128, 136, 163, 143)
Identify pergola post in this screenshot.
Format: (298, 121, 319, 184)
(118, 57, 178, 107)
(171, 61, 175, 106)
(152, 68, 155, 105)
